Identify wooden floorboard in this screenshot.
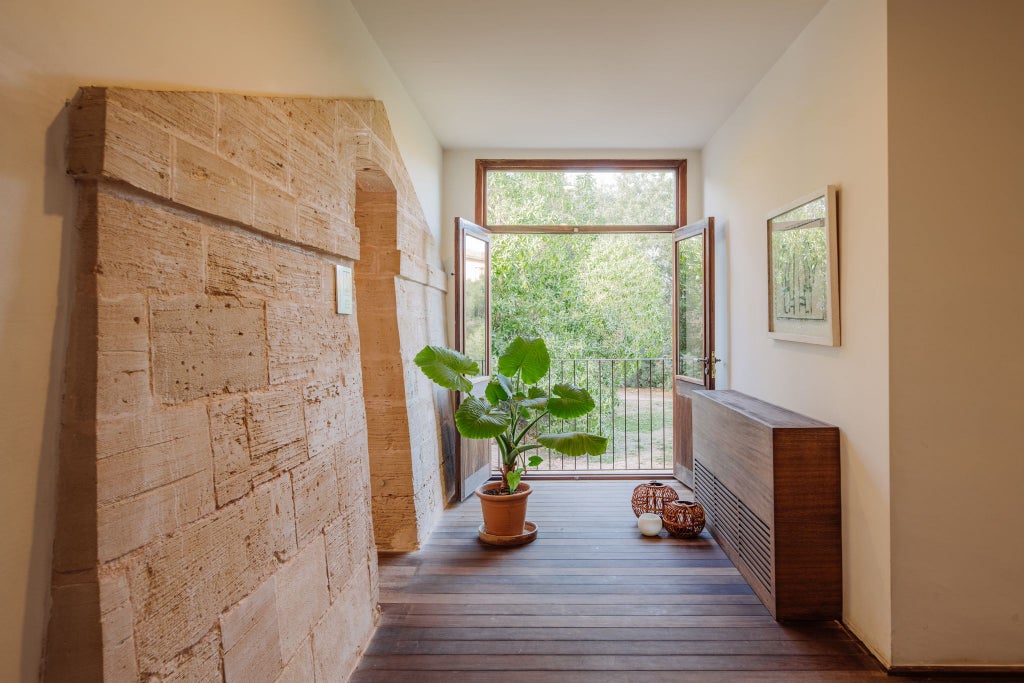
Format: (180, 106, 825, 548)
(352, 480, 882, 681)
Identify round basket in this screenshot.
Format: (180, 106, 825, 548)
(631, 480, 679, 517)
(662, 500, 706, 538)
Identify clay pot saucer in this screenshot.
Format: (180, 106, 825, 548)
(478, 520, 537, 546)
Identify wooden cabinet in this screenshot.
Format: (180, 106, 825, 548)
(692, 390, 841, 620)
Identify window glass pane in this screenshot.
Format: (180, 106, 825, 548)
(490, 233, 672, 360)
(486, 170, 676, 226)
(677, 235, 704, 378)
(463, 234, 488, 371)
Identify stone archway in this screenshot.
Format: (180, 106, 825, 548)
(352, 163, 421, 551)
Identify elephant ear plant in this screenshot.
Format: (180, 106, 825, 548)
(415, 336, 608, 494)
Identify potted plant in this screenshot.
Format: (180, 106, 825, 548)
(414, 336, 608, 540)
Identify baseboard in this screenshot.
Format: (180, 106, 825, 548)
(836, 621, 888, 672)
(836, 622, 1024, 677)
(888, 665, 1024, 677)
(837, 621, 890, 670)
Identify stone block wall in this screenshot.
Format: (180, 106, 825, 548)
(45, 87, 447, 681)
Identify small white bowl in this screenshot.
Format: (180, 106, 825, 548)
(638, 512, 663, 537)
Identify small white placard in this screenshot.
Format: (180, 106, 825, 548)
(335, 264, 352, 315)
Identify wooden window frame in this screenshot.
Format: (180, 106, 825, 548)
(475, 159, 687, 233)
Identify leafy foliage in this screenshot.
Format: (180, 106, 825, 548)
(484, 374, 513, 404)
(496, 336, 550, 385)
(484, 170, 675, 369)
(454, 397, 510, 438)
(415, 337, 607, 494)
(487, 170, 675, 226)
(537, 432, 610, 457)
(547, 384, 596, 419)
(413, 346, 478, 393)
(490, 233, 673, 366)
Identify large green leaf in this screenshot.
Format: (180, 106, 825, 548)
(455, 396, 510, 439)
(547, 384, 596, 419)
(497, 337, 550, 385)
(520, 385, 548, 410)
(414, 346, 477, 393)
(485, 374, 514, 405)
(537, 432, 608, 457)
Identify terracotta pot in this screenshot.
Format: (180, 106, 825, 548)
(475, 481, 532, 536)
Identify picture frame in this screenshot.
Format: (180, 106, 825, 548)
(767, 186, 839, 346)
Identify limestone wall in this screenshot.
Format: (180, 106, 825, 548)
(45, 87, 447, 681)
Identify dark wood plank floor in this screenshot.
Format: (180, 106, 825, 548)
(352, 480, 883, 682)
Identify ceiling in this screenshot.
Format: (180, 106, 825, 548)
(351, 0, 826, 150)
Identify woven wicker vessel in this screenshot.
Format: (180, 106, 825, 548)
(663, 500, 706, 538)
(631, 480, 679, 517)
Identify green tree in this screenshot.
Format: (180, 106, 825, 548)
(486, 170, 674, 374)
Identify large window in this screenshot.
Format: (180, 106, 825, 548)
(463, 159, 700, 474)
(476, 159, 686, 232)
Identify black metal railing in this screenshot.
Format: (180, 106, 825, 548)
(488, 358, 673, 473)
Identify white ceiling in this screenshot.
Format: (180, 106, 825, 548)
(351, 0, 826, 150)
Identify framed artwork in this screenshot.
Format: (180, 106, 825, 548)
(767, 186, 839, 346)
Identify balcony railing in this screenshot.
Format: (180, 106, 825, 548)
(488, 358, 674, 474)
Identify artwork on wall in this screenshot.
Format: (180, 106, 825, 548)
(767, 186, 840, 346)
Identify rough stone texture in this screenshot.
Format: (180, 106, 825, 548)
(95, 294, 151, 418)
(274, 537, 330, 661)
(98, 569, 137, 682)
(277, 639, 315, 683)
(220, 577, 284, 683)
(303, 380, 347, 459)
(155, 630, 222, 683)
(291, 453, 341, 548)
(46, 87, 446, 681)
(355, 183, 447, 551)
(95, 406, 216, 561)
(207, 227, 277, 299)
(259, 475, 300, 564)
(92, 192, 205, 296)
(245, 387, 308, 481)
(173, 139, 253, 225)
(218, 95, 291, 189)
(150, 293, 269, 403)
(128, 489, 278, 671)
(312, 566, 376, 682)
(44, 578, 102, 682)
(208, 396, 251, 506)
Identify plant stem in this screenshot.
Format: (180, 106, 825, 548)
(514, 411, 549, 445)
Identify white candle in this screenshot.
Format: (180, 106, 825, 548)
(638, 513, 663, 537)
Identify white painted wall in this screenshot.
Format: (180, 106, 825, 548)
(888, 0, 1024, 667)
(702, 0, 891, 664)
(441, 148, 703, 345)
(0, 1, 441, 679)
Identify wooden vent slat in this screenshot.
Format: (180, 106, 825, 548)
(695, 460, 772, 592)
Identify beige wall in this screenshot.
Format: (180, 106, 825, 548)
(0, 2, 442, 680)
(702, 0, 892, 664)
(441, 148, 703, 345)
(888, 0, 1024, 667)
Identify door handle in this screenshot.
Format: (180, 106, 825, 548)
(708, 354, 721, 380)
(695, 355, 722, 377)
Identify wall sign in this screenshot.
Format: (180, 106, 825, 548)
(336, 264, 353, 315)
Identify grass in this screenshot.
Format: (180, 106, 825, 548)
(490, 386, 674, 473)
